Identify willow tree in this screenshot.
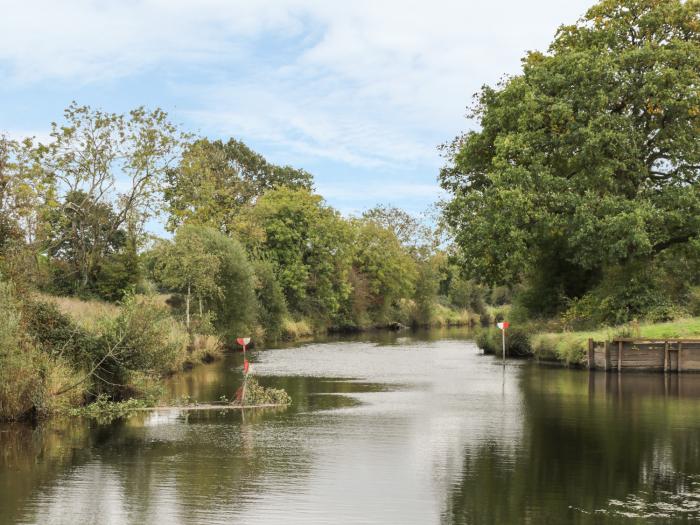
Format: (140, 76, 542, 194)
(441, 0, 700, 320)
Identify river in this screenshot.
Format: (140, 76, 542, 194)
(2, 328, 700, 524)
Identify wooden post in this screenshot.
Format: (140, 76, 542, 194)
(617, 340, 623, 372)
(587, 339, 594, 370)
(604, 341, 610, 371)
(678, 341, 682, 373)
(664, 341, 669, 372)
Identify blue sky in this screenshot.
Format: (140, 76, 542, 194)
(1, 0, 594, 224)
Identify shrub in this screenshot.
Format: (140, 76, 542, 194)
(118, 295, 186, 371)
(531, 333, 589, 366)
(22, 299, 101, 366)
(242, 376, 291, 405)
(254, 260, 288, 341)
(281, 317, 314, 341)
(0, 281, 47, 420)
(475, 327, 532, 357)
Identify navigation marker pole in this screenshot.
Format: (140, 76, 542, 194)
(236, 337, 251, 403)
(497, 321, 509, 367)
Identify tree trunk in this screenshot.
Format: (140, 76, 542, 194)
(199, 296, 203, 319)
(186, 283, 191, 330)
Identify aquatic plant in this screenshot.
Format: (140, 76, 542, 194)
(242, 376, 291, 406)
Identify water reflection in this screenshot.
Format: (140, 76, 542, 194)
(2, 329, 700, 524)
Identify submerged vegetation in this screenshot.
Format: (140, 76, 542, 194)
(242, 376, 293, 406)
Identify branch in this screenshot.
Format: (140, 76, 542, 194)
(51, 331, 127, 397)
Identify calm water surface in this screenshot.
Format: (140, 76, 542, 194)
(3, 328, 700, 524)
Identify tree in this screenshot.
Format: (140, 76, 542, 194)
(440, 0, 700, 318)
(0, 135, 55, 253)
(253, 259, 288, 341)
(234, 187, 352, 323)
(164, 138, 313, 233)
(351, 219, 418, 322)
(40, 103, 186, 293)
(194, 226, 257, 340)
(45, 190, 138, 298)
(157, 225, 222, 329)
(362, 204, 437, 257)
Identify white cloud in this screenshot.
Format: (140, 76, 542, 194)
(1, 0, 595, 171)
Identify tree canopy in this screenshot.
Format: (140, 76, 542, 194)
(164, 138, 313, 233)
(440, 0, 700, 319)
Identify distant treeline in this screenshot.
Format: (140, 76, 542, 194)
(0, 105, 498, 342)
(1, 103, 505, 419)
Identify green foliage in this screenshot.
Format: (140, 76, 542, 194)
(243, 376, 292, 406)
(22, 299, 100, 366)
(531, 333, 589, 366)
(236, 187, 352, 324)
(351, 219, 418, 323)
(441, 0, 700, 320)
(0, 280, 40, 420)
(156, 224, 222, 329)
(561, 263, 682, 328)
(253, 260, 288, 341)
(448, 274, 487, 315)
(476, 327, 533, 358)
(36, 103, 185, 299)
(362, 204, 437, 256)
(66, 394, 148, 423)
(412, 257, 442, 326)
(164, 138, 313, 233)
(194, 227, 257, 340)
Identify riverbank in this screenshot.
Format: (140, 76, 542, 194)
(477, 317, 700, 367)
(0, 287, 223, 422)
(0, 289, 476, 421)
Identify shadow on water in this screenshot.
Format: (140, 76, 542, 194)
(4, 328, 700, 524)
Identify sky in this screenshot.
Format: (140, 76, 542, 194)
(0, 0, 595, 223)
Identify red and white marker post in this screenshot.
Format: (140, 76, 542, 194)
(497, 321, 509, 366)
(236, 337, 251, 402)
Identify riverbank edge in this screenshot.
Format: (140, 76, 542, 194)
(2, 291, 478, 422)
(476, 317, 700, 367)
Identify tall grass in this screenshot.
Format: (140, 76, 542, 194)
(35, 293, 119, 330)
(531, 317, 700, 366)
(281, 317, 314, 340)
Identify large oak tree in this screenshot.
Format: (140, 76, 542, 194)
(441, 0, 700, 317)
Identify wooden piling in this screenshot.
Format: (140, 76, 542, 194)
(617, 340, 623, 372)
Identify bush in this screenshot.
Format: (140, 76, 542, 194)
(531, 333, 590, 366)
(95, 294, 188, 398)
(22, 299, 101, 366)
(254, 260, 288, 341)
(242, 376, 291, 405)
(0, 281, 50, 420)
(561, 265, 681, 328)
(475, 327, 532, 357)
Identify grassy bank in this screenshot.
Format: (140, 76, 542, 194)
(531, 318, 700, 366)
(0, 288, 223, 422)
(477, 317, 700, 367)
